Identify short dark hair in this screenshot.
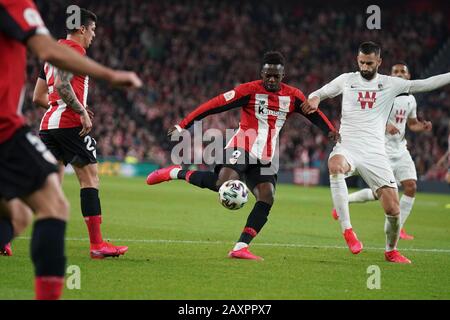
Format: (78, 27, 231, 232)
(392, 61, 410, 71)
(358, 41, 381, 56)
(262, 51, 285, 67)
(67, 8, 97, 34)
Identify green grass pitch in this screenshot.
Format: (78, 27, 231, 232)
(1, 175, 449, 299)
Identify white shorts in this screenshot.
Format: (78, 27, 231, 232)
(388, 151, 417, 185)
(330, 143, 397, 193)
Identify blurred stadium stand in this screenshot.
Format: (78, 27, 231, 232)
(24, 0, 449, 186)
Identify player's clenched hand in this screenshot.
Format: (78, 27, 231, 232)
(109, 70, 142, 88)
(328, 131, 341, 143)
(79, 110, 93, 137)
(301, 96, 320, 114)
(422, 120, 432, 131)
(386, 124, 400, 135)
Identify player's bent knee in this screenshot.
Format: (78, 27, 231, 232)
(254, 185, 275, 205)
(258, 194, 274, 206)
(328, 161, 346, 174)
(384, 199, 400, 216)
(403, 181, 417, 196)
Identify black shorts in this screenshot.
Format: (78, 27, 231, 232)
(215, 148, 277, 191)
(39, 127, 97, 167)
(0, 126, 58, 200)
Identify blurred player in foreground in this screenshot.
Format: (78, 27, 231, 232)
(0, 0, 141, 299)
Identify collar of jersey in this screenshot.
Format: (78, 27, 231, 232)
(358, 72, 379, 83)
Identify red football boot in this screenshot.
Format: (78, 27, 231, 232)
(399, 228, 414, 240)
(0, 243, 12, 256)
(332, 208, 339, 220)
(90, 241, 128, 259)
(146, 165, 181, 185)
(343, 228, 363, 254)
(385, 250, 411, 264)
(228, 247, 263, 261)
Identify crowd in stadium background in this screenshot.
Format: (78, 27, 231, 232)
(23, 0, 449, 181)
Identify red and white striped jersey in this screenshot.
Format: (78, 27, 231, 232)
(39, 39, 89, 130)
(178, 80, 335, 161)
(0, 0, 49, 143)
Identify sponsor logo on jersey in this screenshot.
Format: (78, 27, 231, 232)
(223, 90, 236, 101)
(395, 109, 406, 123)
(357, 91, 377, 109)
(258, 101, 287, 117)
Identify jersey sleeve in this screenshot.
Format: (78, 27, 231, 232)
(0, 0, 49, 44)
(294, 96, 336, 134)
(408, 96, 417, 119)
(409, 72, 450, 94)
(390, 76, 412, 96)
(178, 83, 252, 129)
(308, 73, 349, 101)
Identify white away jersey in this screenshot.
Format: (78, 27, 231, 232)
(384, 94, 417, 157)
(309, 72, 412, 154)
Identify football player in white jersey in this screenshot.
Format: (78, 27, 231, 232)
(302, 41, 450, 263)
(337, 63, 432, 241)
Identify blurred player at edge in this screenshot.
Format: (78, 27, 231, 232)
(336, 63, 432, 241)
(32, 8, 128, 259)
(147, 52, 339, 260)
(0, 0, 141, 299)
(302, 41, 450, 263)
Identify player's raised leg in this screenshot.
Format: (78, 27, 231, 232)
(328, 154, 363, 254)
(229, 182, 274, 261)
(348, 188, 377, 203)
(22, 173, 70, 300)
(333, 188, 377, 220)
(377, 187, 411, 263)
(398, 179, 416, 240)
(147, 165, 239, 193)
(73, 163, 128, 259)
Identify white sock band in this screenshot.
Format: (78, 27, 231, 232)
(169, 167, 181, 179)
(348, 188, 376, 203)
(233, 242, 248, 251)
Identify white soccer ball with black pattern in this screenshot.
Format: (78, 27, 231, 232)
(218, 180, 249, 210)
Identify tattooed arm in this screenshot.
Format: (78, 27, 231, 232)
(54, 69, 92, 136)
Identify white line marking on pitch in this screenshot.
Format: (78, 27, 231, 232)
(16, 237, 450, 253)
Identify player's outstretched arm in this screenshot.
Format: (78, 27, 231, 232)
(295, 95, 340, 143)
(303, 73, 349, 114)
(27, 34, 142, 89)
(409, 72, 450, 93)
(32, 78, 49, 110)
(173, 86, 251, 134)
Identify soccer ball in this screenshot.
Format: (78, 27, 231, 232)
(218, 180, 249, 210)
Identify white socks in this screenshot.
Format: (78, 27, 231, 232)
(169, 167, 181, 179)
(348, 188, 376, 203)
(233, 242, 248, 251)
(330, 174, 352, 232)
(400, 195, 415, 227)
(385, 215, 400, 252)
